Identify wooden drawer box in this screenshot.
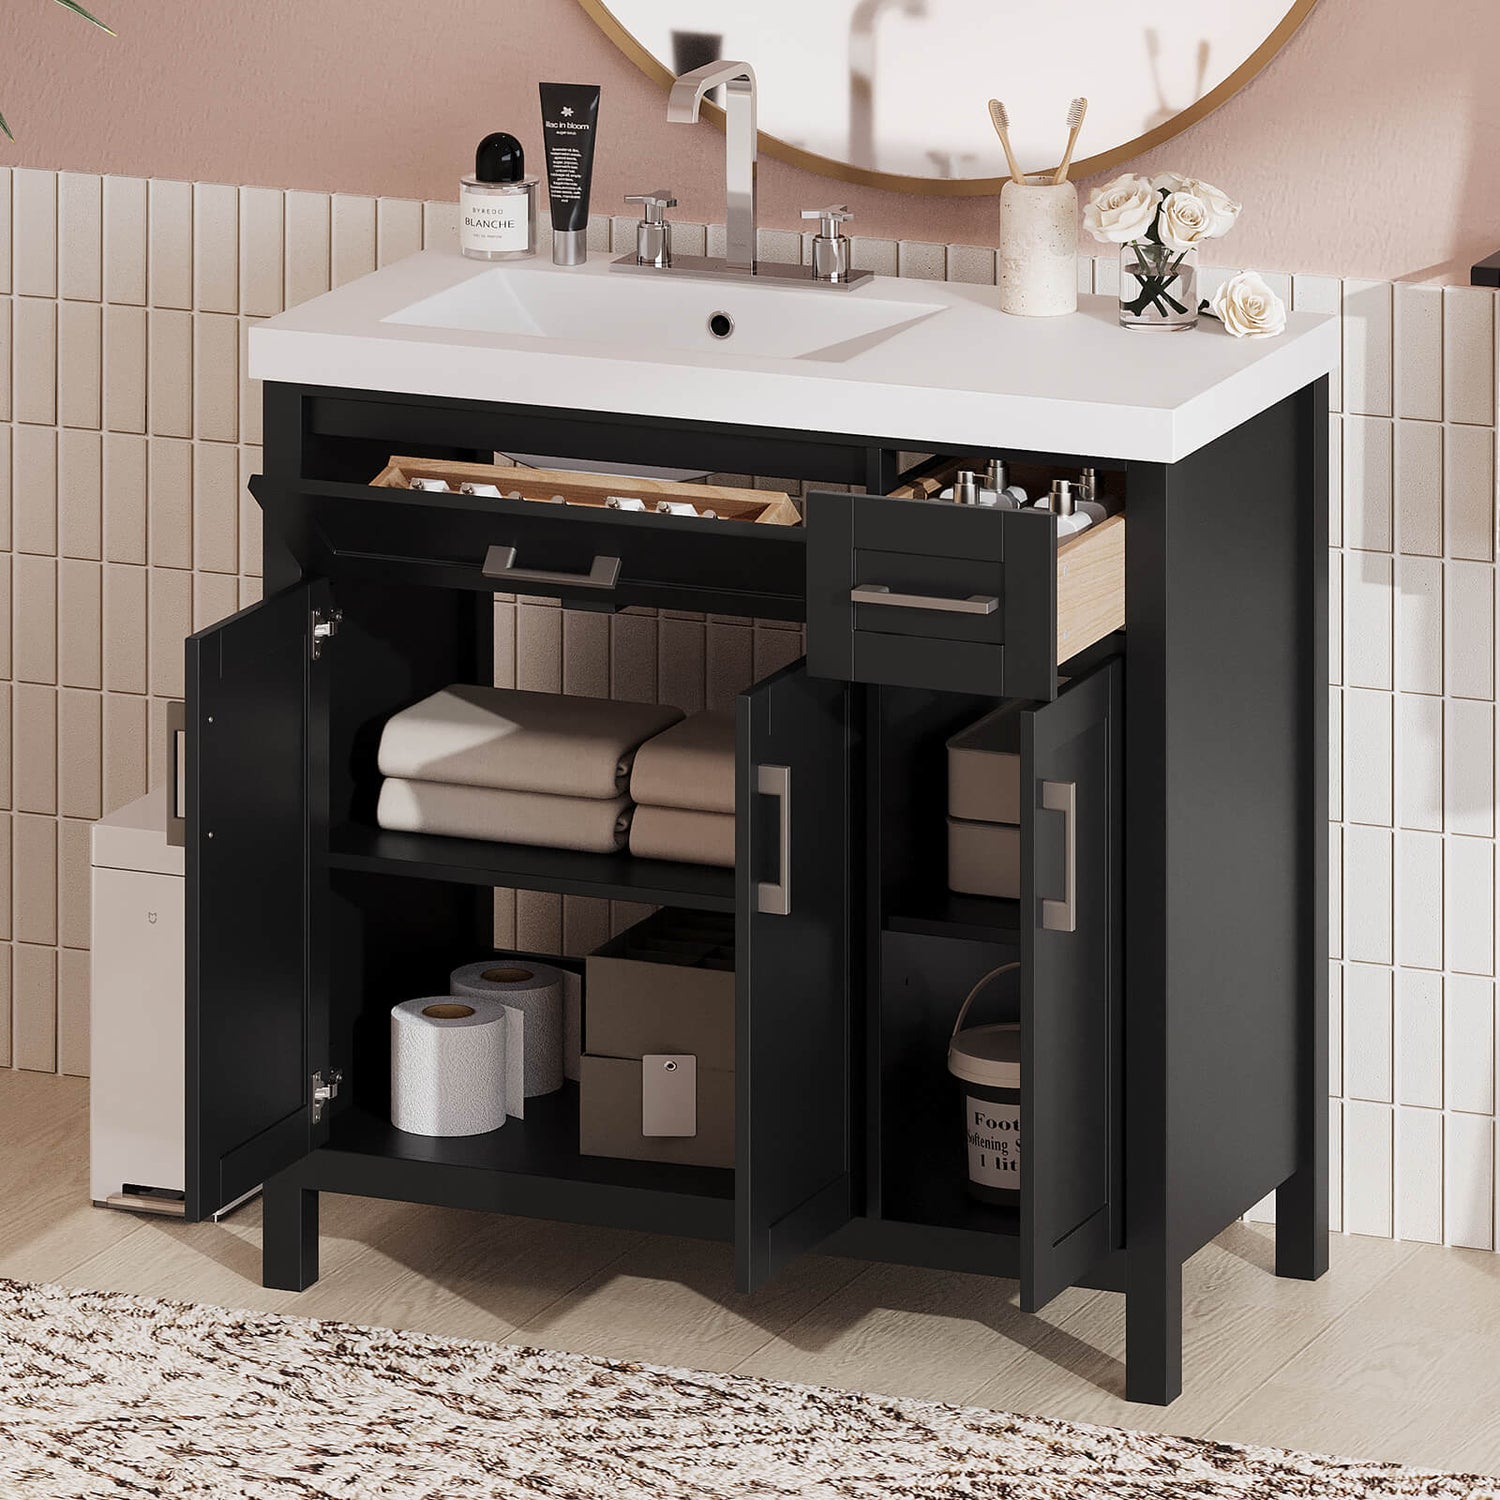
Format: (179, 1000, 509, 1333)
(805, 479, 1123, 701)
(249, 461, 806, 619)
(373, 457, 801, 525)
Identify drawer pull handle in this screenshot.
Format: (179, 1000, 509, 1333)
(755, 764, 791, 917)
(1040, 779, 1077, 933)
(483, 545, 622, 590)
(850, 583, 998, 616)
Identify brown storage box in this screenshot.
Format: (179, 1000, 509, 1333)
(580, 909, 735, 1169)
(947, 704, 1023, 824)
(578, 1056, 733, 1169)
(947, 816, 1021, 899)
(372, 456, 801, 526)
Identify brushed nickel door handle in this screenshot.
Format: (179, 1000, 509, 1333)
(1040, 779, 1077, 933)
(482, 545, 622, 590)
(851, 583, 998, 616)
(755, 764, 791, 917)
(166, 701, 186, 849)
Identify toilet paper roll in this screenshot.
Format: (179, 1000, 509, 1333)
(391, 997, 509, 1137)
(451, 960, 567, 1103)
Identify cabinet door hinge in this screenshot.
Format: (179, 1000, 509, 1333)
(311, 1068, 342, 1123)
(310, 607, 343, 661)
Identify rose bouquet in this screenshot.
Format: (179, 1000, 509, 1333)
(1084, 172, 1241, 331)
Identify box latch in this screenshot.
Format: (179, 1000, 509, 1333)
(642, 1054, 697, 1137)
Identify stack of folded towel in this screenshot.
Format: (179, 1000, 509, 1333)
(376, 685, 684, 854)
(627, 710, 737, 868)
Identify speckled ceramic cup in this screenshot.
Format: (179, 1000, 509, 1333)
(997, 176, 1079, 317)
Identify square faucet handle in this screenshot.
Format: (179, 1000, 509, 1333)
(625, 190, 678, 223)
(802, 205, 853, 238)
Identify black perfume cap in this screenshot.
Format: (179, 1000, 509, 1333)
(474, 132, 525, 184)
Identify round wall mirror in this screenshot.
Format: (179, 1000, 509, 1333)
(579, 0, 1319, 194)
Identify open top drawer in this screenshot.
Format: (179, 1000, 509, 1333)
(805, 488, 1124, 701)
(250, 470, 808, 619)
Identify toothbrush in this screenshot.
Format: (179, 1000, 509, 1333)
(986, 99, 1025, 186)
(1051, 97, 1088, 185)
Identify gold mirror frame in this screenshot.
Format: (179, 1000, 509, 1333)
(578, 0, 1321, 196)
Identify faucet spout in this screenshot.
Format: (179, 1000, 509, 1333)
(666, 60, 758, 274)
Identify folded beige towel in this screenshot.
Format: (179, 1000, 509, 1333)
(629, 805, 736, 867)
(378, 686, 684, 800)
(630, 710, 736, 814)
(378, 778, 633, 854)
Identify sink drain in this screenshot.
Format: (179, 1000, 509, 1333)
(707, 311, 734, 339)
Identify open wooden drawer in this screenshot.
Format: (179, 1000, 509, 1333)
(804, 467, 1124, 701)
(248, 461, 807, 620)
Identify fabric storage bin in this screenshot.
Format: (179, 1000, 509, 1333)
(580, 909, 735, 1169)
(947, 704, 1022, 824)
(947, 817, 1021, 899)
(947, 702, 1022, 898)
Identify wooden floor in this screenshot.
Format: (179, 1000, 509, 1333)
(7, 1072, 1498, 1478)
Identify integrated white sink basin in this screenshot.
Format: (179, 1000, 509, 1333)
(249, 250, 1340, 463)
(384, 263, 945, 363)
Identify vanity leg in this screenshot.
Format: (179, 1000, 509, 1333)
(262, 1171, 320, 1291)
(1275, 1157, 1328, 1280)
(1125, 1252, 1182, 1406)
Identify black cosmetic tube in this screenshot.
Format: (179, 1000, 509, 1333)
(539, 82, 601, 266)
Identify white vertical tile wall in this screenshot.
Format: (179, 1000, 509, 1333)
(1, 168, 1496, 1251)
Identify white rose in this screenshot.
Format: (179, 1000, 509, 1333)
(1083, 173, 1158, 245)
(1159, 191, 1210, 252)
(1210, 271, 1287, 339)
(1183, 177, 1241, 238)
(1151, 171, 1191, 194)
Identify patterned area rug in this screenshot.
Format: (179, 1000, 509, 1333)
(0, 1278, 1493, 1500)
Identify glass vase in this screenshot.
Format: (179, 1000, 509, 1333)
(1119, 242, 1198, 331)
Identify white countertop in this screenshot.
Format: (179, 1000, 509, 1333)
(249, 251, 1338, 465)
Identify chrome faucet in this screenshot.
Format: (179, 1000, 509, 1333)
(667, 60, 759, 274)
(612, 59, 873, 291)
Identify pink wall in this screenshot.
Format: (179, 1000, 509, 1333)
(7, 0, 1497, 283)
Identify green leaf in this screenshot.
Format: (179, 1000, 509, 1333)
(50, 0, 115, 35)
(0, 108, 11, 143)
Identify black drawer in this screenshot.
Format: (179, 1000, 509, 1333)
(249, 476, 808, 620)
(806, 490, 1124, 700)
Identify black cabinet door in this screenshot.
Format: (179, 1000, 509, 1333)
(1020, 659, 1123, 1311)
(735, 662, 854, 1291)
(185, 581, 329, 1219)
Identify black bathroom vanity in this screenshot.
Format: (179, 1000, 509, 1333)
(184, 253, 1336, 1405)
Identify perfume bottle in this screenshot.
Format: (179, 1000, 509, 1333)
(461, 132, 538, 260)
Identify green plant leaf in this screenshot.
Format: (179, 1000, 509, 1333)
(50, 0, 115, 35)
(0, 108, 12, 143)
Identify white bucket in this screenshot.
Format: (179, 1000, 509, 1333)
(946, 963, 1022, 1205)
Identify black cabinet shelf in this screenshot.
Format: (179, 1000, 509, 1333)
(885, 891, 1022, 945)
(324, 823, 736, 911)
(314, 1090, 735, 1242)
